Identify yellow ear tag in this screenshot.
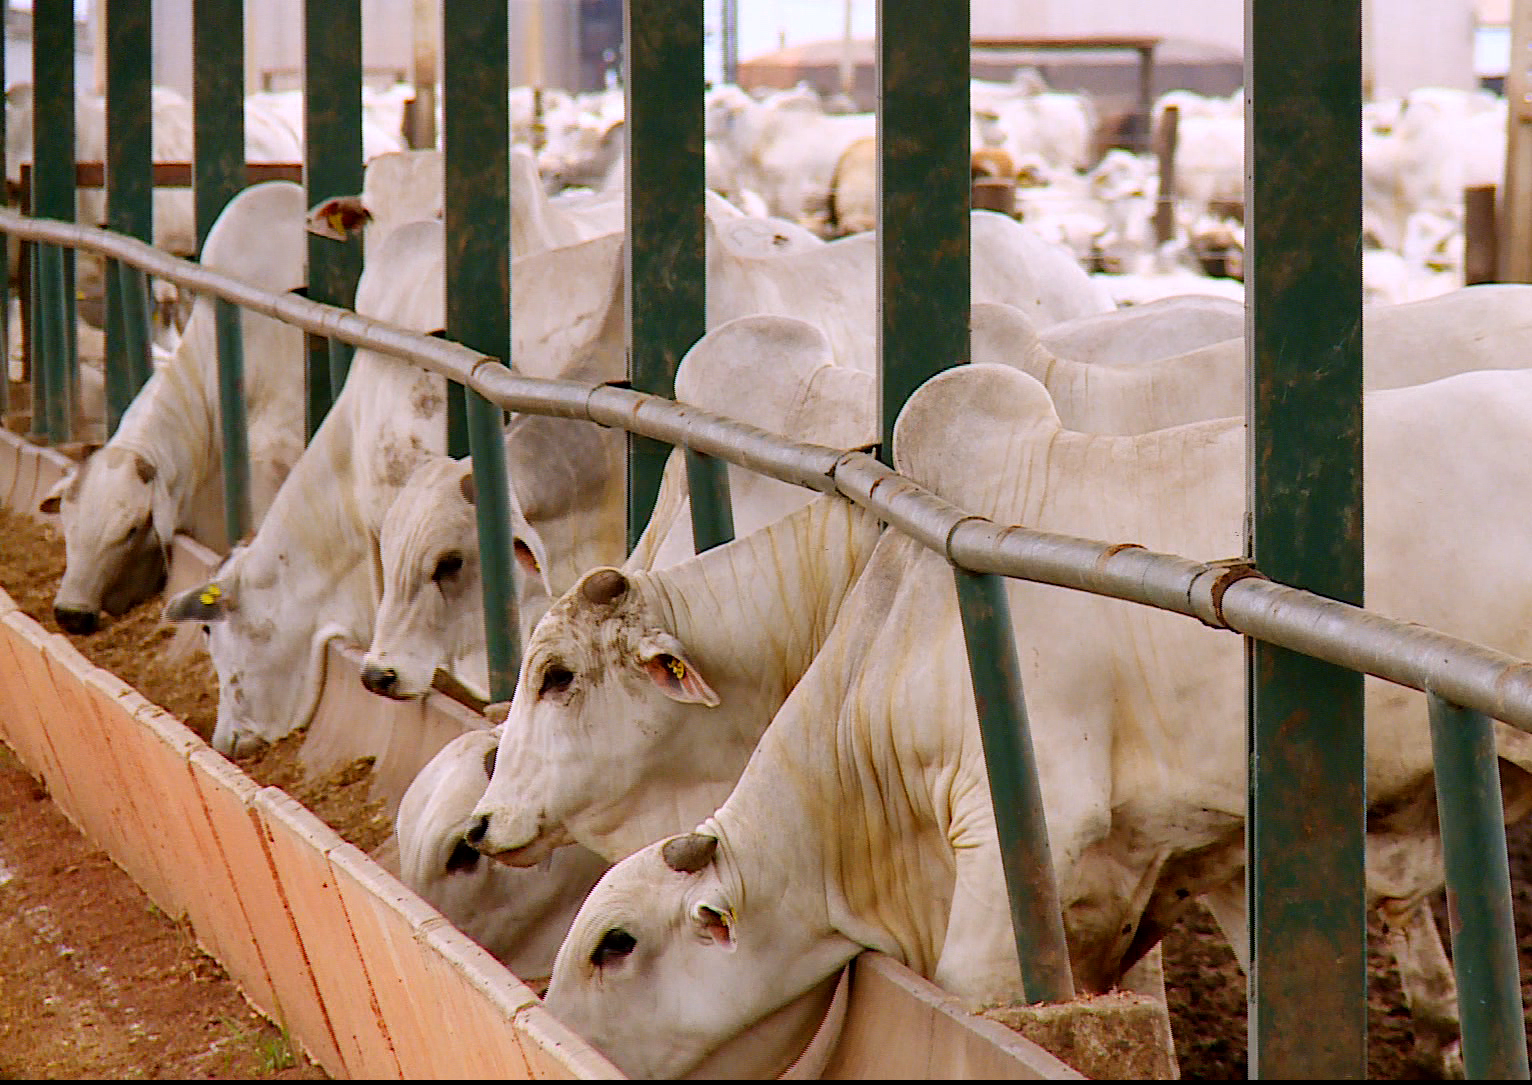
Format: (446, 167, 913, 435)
(199, 583, 222, 605)
(327, 210, 347, 235)
(667, 657, 686, 680)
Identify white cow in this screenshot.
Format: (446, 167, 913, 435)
(362, 314, 873, 706)
(705, 84, 875, 226)
(973, 284, 1532, 435)
(43, 181, 308, 634)
(162, 219, 451, 754)
(1038, 293, 1244, 365)
(543, 362, 1532, 1077)
(163, 224, 630, 754)
(395, 726, 608, 985)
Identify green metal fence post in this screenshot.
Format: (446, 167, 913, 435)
(116, 263, 155, 392)
(954, 567, 1075, 1003)
(877, 0, 970, 461)
(192, 0, 246, 250)
(214, 297, 251, 544)
(1246, 0, 1367, 1076)
(33, 0, 76, 446)
(624, 0, 709, 551)
(303, 0, 363, 432)
(36, 243, 69, 443)
(684, 449, 733, 552)
(1427, 694, 1530, 1080)
(444, 0, 519, 700)
(105, 0, 154, 423)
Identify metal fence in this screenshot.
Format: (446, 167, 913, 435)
(5, 0, 1529, 1078)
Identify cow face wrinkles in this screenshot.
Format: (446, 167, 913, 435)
(471, 567, 728, 865)
(365, 458, 486, 700)
(49, 450, 169, 625)
(164, 546, 366, 756)
(545, 835, 858, 1079)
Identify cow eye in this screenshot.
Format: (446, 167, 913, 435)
(432, 551, 464, 583)
(539, 664, 574, 698)
(591, 928, 636, 969)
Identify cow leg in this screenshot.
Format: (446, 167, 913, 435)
(1198, 875, 1250, 975)
(1379, 899, 1463, 1078)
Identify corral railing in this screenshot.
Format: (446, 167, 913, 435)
(3, 205, 1530, 1077)
(7, 0, 1529, 1078)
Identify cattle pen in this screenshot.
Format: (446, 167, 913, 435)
(0, 0, 1528, 1080)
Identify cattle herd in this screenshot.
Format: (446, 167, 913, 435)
(10, 69, 1529, 1077)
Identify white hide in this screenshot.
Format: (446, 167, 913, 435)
(396, 727, 607, 984)
(545, 362, 1532, 1077)
(46, 182, 307, 630)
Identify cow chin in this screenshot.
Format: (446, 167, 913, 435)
(484, 821, 572, 869)
(212, 719, 269, 758)
(100, 538, 168, 616)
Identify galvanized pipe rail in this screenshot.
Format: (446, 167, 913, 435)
(11, 208, 1532, 735)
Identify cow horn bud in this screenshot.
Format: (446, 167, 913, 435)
(662, 833, 718, 874)
(581, 569, 628, 606)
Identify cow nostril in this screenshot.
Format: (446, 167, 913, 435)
(465, 813, 489, 846)
(54, 607, 99, 635)
(361, 665, 398, 695)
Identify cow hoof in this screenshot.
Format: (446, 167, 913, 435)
(53, 606, 99, 635)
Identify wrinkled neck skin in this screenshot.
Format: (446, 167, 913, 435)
(206, 412, 378, 752)
(579, 497, 881, 859)
(107, 304, 223, 540)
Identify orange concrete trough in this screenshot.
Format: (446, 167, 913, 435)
(0, 426, 1089, 1079)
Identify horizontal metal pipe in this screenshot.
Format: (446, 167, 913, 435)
(10, 208, 1532, 735)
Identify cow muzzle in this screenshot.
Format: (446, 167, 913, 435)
(53, 605, 100, 635)
(360, 661, 409, 699)
(464, 811, 565, 868)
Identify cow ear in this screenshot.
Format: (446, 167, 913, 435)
(637, 633, 718, 707)
(306, 195, 371, 240)
(690, 900, 735, 950)
(162, 581, 231, 622)
(38, 470, 74, 515)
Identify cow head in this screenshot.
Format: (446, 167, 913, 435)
(163, 544, 370, 756)
(468, 565, 731, 867)
(545, 831, 859, 1078)
(44, 445, 169, 634)
(363, 457, 487, 700)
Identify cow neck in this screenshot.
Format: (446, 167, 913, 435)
(705, 533, 957, 977)
(647, 496, 880, 746)
(109, 305, 220, 526)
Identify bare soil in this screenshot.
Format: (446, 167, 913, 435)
(0, 502, 1527, 1078)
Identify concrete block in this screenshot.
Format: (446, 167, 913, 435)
(179, 749, 281, 1023)
(415, 916, 539, 1078)
(328, 842, 446, 1075)
(187, 750, 346, 1074)
(822, 953, 1083, 1080)
(253, 786, 403, 1079)
(981, 992, 1180, 1080)
(514, 1004, 625, 1080)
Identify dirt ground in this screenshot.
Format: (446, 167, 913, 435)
(0, 502, 1529, 1078)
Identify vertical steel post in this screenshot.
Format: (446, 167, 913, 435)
(954, 568, 1075, 1003)
(214, 298, 251, 544)
(877, 0, 970, 462)
(33, 0, 76, 444)
(303, 0, 363, 431)
(105, 0, 154, 424)
(36, 243, 69, 444)
(1245, 0, 1367, 1076)
(444, 0, 520, 701)
(116, 263, 154, 392)
(684, 449, 734, 552)
(1427, 695, 1530, 1080)
(192, 0, 246, 250)
(624, 0, 709, 551)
